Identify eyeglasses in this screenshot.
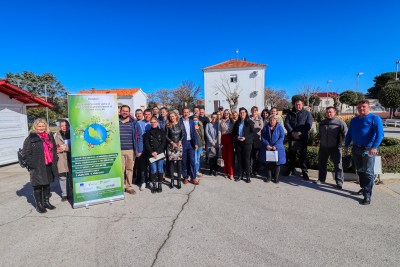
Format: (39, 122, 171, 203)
(150, 121, 158, 124)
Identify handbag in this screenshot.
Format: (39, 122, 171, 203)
(217, 144, 224, 167)
(266, 150, 279, 162)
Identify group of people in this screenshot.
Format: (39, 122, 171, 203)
(21, 98, 384, 214)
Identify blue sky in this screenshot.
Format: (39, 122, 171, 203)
(1, 0, 399, 99)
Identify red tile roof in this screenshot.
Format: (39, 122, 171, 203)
(77, 88, 140, 96)
(0, 80, 54, 108)
(316, 92, 340, 97)
(202, 59, 266, 71)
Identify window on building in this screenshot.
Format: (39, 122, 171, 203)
(230, 75, 237, 83)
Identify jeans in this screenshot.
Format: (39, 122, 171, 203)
(352, 146, 375, 197)
(194, 147, 203, 174)
(150, 159, 165, 174)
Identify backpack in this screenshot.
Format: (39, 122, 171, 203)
(17, 148, 30, 170)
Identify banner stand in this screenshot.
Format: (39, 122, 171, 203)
(68, 94, 124, 208)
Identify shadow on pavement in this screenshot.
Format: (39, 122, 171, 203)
(280, 175, 362, 203)
(16, 182, 35, 207)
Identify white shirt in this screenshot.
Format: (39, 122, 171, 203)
(183, 119, 191, 141)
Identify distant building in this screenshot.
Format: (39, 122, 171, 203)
(317, 92, 385, 113)
(0, 79, 53, 165)
(77, 88, 147, 112)
(202, 59, 267, 114)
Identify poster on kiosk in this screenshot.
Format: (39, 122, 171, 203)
(68, 94, 123, 208)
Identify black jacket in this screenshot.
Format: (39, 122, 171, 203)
(284, 108, 314, 142)
(166, 123, 183, 143)
(22, 133, 58, 186)
(144, 127, 167, 156)
(232, 119, 255, 146)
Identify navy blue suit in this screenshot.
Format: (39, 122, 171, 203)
(180, 118, 198, 180)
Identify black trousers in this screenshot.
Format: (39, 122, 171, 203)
(137, 155, 149, 185)
(266, 162, 280, 181)
(287, 142, 308, 174)
(250, 146, 260, 174)
(235, 143, 252, 176)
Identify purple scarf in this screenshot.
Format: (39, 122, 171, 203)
(37, 132, 53, 165)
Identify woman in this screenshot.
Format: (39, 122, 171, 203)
(232, 111, 239, 122)
(144, 116, 167, 193)
(22, 118, 58, 213)
(54, 119, 72, 201)
(165, 111, 184, 189)
(206, 113, 219, 176)
(269, 107, 284, 126)
(261, 109, 270, 125)
(232, 108, 254, 183)
(193, 115, 205, 177)
(219, 109, 235, 180)
(259, 115, 286, 183)
(249, 106, 263, 176)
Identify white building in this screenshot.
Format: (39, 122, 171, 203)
(0, 79, 53, 165)
(77, 88, 147, 112)
(202, 59, 267, 114)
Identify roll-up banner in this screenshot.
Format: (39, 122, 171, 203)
(68, 94, 124, 208)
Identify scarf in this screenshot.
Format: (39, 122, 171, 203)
(37, 132, 53, 165)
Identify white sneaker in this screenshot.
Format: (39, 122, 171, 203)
(197, 172, 203, 177)
(140, 183, 146, 191)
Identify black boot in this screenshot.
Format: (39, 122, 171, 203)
(43, 185, 56, 210)
(150, 174, 157, 193)
(274, 166, 280, 183)
(158, 173, 163, 193)
(246, 172, 251, 183)
(265, 168, 272, 183)
(33, 186, 47, 213)
(177, 161, 182, 189)
(170, 161, 175, 188)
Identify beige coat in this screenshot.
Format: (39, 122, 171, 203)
(54, 131, 71, 174)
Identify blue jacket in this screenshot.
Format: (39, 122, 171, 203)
(180, 118, 198, 149)
(133, 120, 144, 156)
(259, 123, 286, 165)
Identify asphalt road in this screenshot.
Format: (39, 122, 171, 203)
(1, 164, 400, 267)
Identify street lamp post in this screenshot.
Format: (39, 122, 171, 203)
(396, 60, 399, 81)
(326, 80, 332, 108)
(356, 72, 364, 95)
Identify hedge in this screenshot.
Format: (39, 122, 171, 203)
(285, 137, 400, 173)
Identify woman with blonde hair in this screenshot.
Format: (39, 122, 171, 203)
(22, 118, 58, 213)
(165, 111, 184, 188)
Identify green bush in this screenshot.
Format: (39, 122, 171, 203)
(285, 137, 400, 173)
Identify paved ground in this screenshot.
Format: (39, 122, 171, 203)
(384, 127, 400, 139)
(1, 163, 400, 267)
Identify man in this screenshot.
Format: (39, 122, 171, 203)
(135, 109, 144, 121)
(314, 107, 347, 189)
(189, 106, 200, 120)
(199, 107, 210, 130)
(135, 109, 152, 190)
(180, 107, 199, 185)
(119, 105, 136, 194)
(158, 107, 168, 129)
(344, 100, 384, 205)
(152, 106, 159, 118)
(284, 99, 314, 180)
(249, 106, 263, 176)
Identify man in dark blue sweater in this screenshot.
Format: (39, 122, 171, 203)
(344, 100, 384, 205)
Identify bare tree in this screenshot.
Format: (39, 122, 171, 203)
(297, 85, 321, 107)
(170, 80, 201, 111)
(214, 74, 242, 112)
(328, 90, 342, 114)
(264, 87, 289, 109)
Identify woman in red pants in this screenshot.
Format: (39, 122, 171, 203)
(219, 109, 235, 180)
